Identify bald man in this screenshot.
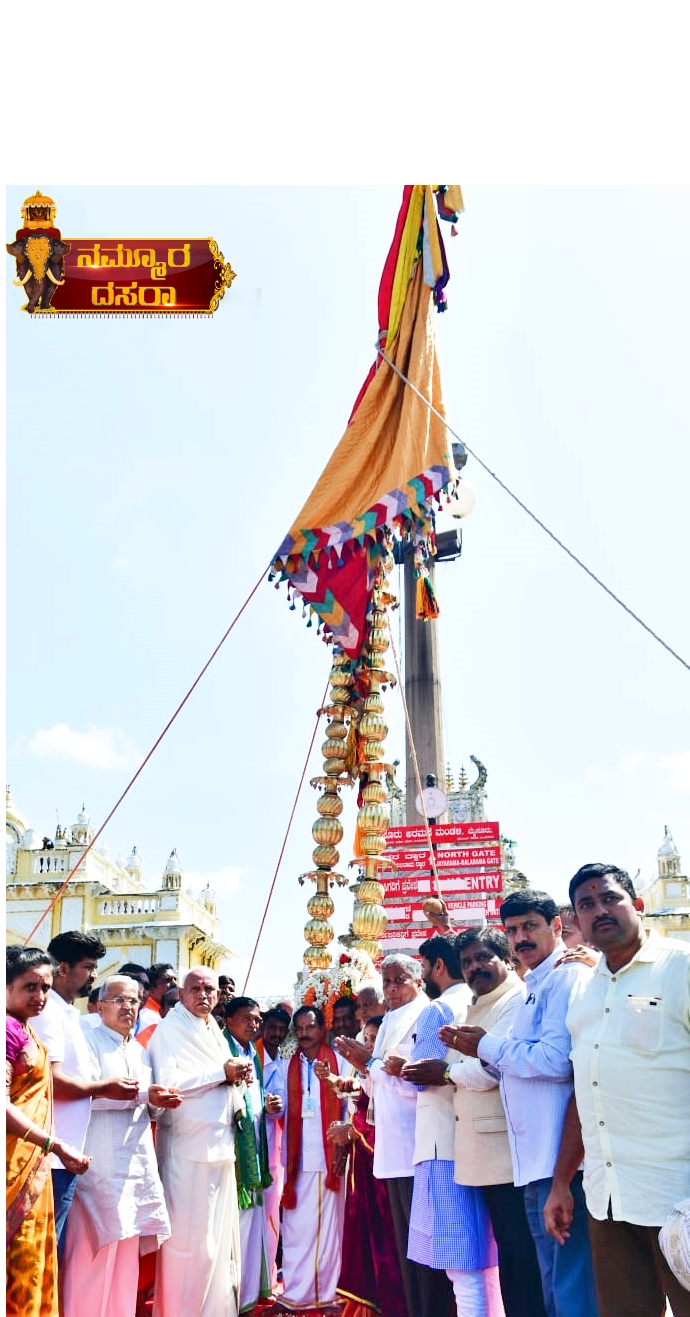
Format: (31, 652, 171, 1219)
(148, 968, 253, 1317)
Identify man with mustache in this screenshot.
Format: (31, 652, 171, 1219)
(450, 890, 599, 1317)
(439, 927, 546, 1317)
(544, 863, 690, 1317)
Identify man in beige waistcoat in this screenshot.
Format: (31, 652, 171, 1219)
(439, 926, 546, 1317)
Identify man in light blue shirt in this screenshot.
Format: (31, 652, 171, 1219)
(451, 890, 599, 1317)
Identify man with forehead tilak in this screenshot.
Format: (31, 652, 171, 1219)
(61, 976, 179, 1317)
(277, 1006, 348, 1313)
(148, 966, 252, 1317)
(545, 864, 690, 1317)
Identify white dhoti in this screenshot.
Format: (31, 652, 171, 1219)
(153, 1154, 240, 1317)
(239, 1203, 270, 1313)
(63, 1195, 140, 1317)
(280, 1170, 346, 1311)
(263, 1159, 284, 1287)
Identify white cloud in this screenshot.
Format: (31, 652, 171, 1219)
(183, 865, 243, 896)
(113, 545, 131, 570)
(621, 751, 646, 776)
(27, 724, 143, 772)
(658, 751, 690, 793)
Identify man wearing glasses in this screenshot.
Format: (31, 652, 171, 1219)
(148, 967, 252, 1317)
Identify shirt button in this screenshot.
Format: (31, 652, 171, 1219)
(592, 1081, 598, 1086)
(605, 1008, 610, 1013)
(611, 977, 617, 982)
(594, 1044, 599, 1050)
(606, 1161, 612, 1167)
(599, 1121, 605, 1126)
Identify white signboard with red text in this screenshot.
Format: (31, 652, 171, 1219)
(378, 820, 504, 937)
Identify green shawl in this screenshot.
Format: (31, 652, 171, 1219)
(224, 1032, 272, 1209)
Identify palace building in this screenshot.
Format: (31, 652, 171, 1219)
(642, 825, 690, 941)
(5, 786, 234, 978)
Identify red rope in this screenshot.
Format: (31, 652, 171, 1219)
(22, 566, 270, 947)
(242, 679, 329, 994)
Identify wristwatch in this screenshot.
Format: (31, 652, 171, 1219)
(442, 1065, 453, 1084)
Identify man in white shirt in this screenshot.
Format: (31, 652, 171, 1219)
(258, 1006, 290, 1289)
(440, 925, 546, 1317)
(544, 863, 690, 1317)
(399, 935, 500, 1317)
(31, 930, 139, 1261)
(62, 976, 179, 1317)
(452, 889, 599, 1317)
(277, 1006, 347, 1313)
(334, 954, 428, 1317)
(148, 967, 252, 1317)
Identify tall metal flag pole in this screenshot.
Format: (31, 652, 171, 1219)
(271, 185, 465, 978)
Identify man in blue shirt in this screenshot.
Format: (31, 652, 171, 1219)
(450, 890, 599, 1317)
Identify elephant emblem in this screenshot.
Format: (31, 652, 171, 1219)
(7, 234, 71, 313)
(6, 189, 70, 313)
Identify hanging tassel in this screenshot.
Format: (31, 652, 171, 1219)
(416, 573, 440, 620)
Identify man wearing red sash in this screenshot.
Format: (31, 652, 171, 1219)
(277, 1005, 347, 1313)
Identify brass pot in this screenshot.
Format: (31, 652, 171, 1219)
(362, 740, 385, 762)
(312, 843, 339, 868)
(317, 792, 343, 818)
(361, 780, 387, 804)
(358, 833, 386, 857)
(303, 946, 332, 970)
(356, 802, 390, 834)
(307, 891, 335, 919)
(325, 719, 348, 740)
(312, 817, 344, 847)
(352, 903, 387, 938)
(304, 917, 333, 947)
(322, 737, 347, 759)
(324, 757, 347, 776)
(358, 713, 388, 742)
(355, 879, 385, 903)
(363, 692, 384, 714)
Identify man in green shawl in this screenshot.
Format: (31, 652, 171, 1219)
(224, 996, 282, 1312)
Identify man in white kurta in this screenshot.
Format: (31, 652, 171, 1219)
(63, 976, 178, 1317)
(259, 1007, 290, 1288)
(148, 968, 252, 1317)
(277, 1006, 347, 1313)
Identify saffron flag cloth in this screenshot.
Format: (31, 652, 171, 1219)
(272, 184, 463, 660)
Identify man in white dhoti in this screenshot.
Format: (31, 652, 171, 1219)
(258, 1006, 290, 1289)
(223, 995, 282, 1313)
(148, 967, 252, 1317)
(277, 1006, 347, 1313)
(63, 976, 180, 1317)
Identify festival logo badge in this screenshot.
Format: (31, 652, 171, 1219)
(6, 189, 236, 316)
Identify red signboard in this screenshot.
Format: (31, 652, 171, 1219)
(384, 896, 501, 924)
(385, 821, 500, 846)
(382, 872, 503, 899)
(383, 846, 501, 872)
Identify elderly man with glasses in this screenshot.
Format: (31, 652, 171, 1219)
(148, 967, 252, 1317)
(61, 976, 180, 1317)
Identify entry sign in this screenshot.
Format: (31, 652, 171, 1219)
(384, 846, 501, 872)
(386, 822, 500, 846)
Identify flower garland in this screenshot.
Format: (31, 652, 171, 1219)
(279, 949, 378, 1059)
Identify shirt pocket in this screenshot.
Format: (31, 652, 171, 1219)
(472, 1115, 507, 1135)
(617, 994, 663, 1053)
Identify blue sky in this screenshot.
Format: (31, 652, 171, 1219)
(6, 184, 690, 995)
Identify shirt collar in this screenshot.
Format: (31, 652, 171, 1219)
(471, 969, 523, 1007)
(49, 987, 79, 1015)
(101, 1022, 133, 1044)
(596, 927, 659, 977)
(523, 942, 567, 987)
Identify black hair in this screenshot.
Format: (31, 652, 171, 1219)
(569, 863, 637, 907)
(455, 925, 512, 962)
(262, 1007, 291, 1026)
(6, 945, 57, 983)
(499, 889, 559, 925)
(293, 1004, 325, 1028)
(147, 963, 175, 988)
(47, 930, 106, 965)
(218, 975, 235, 988)
(224, 995, 259, 1018)
(418, 933, 462, 978)
(118, 962, 149, 982)
(364, 1014, 385, 1030)
(88, 986, 101, 1005)
(332, 995, 356, 1014)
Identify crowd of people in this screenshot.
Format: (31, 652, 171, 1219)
(6, 862, 690, 1317)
